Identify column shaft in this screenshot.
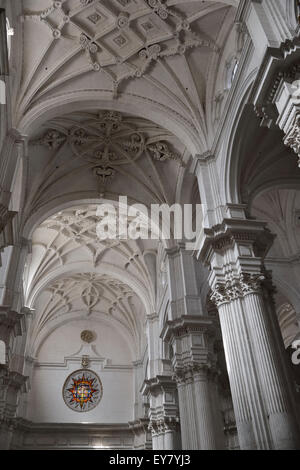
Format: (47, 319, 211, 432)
(193, 369, 219, 449)
(244, 292, 300, 449)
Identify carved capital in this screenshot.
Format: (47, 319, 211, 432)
(239, 273, 264, 296)
(149, 416, 179, 436)
(210, 273, 265, 307)
(173, 361, 217, 385)
(284, 113, 300, 167)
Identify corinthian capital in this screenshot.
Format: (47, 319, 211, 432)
(210, 284, 230, 307)
(211, 273, 264, 307)
(239, 273, 264, 296)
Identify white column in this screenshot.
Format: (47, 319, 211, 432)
(243, 285, 300, 449)
(215, 296, 270, 449)
(149, 422, 159, 450)
(162, 316, 225, 450)
(193, 366, 222, 449)
(141, 375, 180, 450)
(203, 216, 300, 449)
(157, 422, 165, 450)
(218, 301, 255, 449)
(183, 371, 199, 450)
(176, 378, 190, 449)
(164, 420, 179, 450)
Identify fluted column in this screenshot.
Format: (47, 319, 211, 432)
(193, 366, 222, 449)
(175, 376, 190, 449)
(178, 369, 198, 450)
(201, 215, 300, 450)
(213, 292, 270, 449)
(157, 422, 165, 449)
(161, 316, 225, 450)
(141, 375, 180, 450)
(149, 421, 159, 450)
(174, 364, 224, 450)
(164, 419, 179, 450)
(242, 278, 300, 449)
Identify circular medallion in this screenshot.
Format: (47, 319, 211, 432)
(63, 369, 103, 412)
(80, 330, 95, 343)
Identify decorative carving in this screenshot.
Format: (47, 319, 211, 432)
(80, 0, 93, 6)
(284, 113, 300, 167)
(32, 111, 184, 185)
(81, 355, 90, 368)
(22, 0, 219, 92)
(147, 141, 183, 165)
(33, 272, 135, 336)
(173, 362, 216, 385)
(117, 12, 130, 30)
(80, 330, 95, 344)
(149, 416, 179, 435)
(148, 0, 169, 21)
(34, 129, 66, 149)
(62, 369, 103, 412)
(210, 274, 264, 307)
(210, 283, 230, 307)
(87, 13, 101, 25)
(239, 273, 264, 296)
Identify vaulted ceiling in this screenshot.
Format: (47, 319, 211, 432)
(25, 110, 188, 216)
(14, 0, 238, 361)
(24, 204, 158, 359)
(11, 0, 239, 152)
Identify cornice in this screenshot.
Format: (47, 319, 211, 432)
(250, 37, 300, 109)
(160, 315, 214, 343)
(0, 365, 28, 392)
(141, 376, 177, 397)
(198, 217, 275, 264)
(189, 152, 215, 176)
(13, 418, 132, 433)
(0, 307, 24, 336)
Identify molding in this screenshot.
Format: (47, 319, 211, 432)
(0, 365, 28, 392)
(160, 315, 214, 343)
(34, 355, 133, 372)
(0, 307, 24, 338)
(141, 375, 177, 396)
(198, 218, 275, 265)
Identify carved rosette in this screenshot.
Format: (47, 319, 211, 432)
(147, 142, 183, 165)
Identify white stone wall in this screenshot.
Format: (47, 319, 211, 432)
(25, 319, 134, 424)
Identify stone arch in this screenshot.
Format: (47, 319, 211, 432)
(221, 72, 257, 205)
